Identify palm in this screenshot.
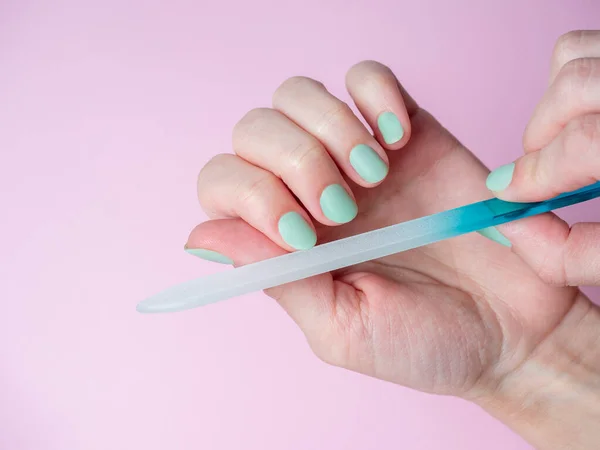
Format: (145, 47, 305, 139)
(295, 108, 576, 395)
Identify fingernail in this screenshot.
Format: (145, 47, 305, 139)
(477, 227, 512, 248)
(486, 163, 515, 192)
(320, 184, 358, 224)
(377, 112, 404, 144)
(278, 212, 317, 250)
(185, 247, 233, 264)
(349, 144, 389, 183)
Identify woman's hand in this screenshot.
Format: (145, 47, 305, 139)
(488, 30, 600, 287)
(187, 32, 600, 449)
(477, 30, 600, 449)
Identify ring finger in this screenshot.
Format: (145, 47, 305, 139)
(272, 76, 391, 186)
(233, 108, 359, 225)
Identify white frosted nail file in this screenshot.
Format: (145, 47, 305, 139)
(137, 182, 600, 313)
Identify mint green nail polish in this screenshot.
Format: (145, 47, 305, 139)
(185, 248, 233, 264)
(320, 184, 358, 224)
(278, 212, 317, 250)
(486, 163, 515, 192)
(377, 112, 404, 144)
(349, 144, 389, 183)
(477, 227, 512, 248)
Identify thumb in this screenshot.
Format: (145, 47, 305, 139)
(485, 116, 599, 202)
(485, 116, 600, 286)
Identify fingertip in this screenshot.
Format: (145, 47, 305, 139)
(349, 143, 390, 185)
(345, 60, 414, 151)
(277, 211, 318, 250)
(485, 163, 516, 194)
(184, 247, 234, 265)
(377, 111, 407, 147)
(186, 218, 287, 266)
(486, 154, 557, 203)
(319, 183, 358, 224)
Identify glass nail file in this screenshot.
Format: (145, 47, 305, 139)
(137, 181, 600, 314)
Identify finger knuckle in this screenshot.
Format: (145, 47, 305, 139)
(272, 76, 324, 104)
(287, 138, 326, 172)
(237, 172, 279, 208)
(346, 60, 390, 80)
(198, 153, 230, 184)
(314, 100, 354, 134)
(553, 30, 585, 64)
(349, 60, 387, 72)
(563, 115, 600, 177)
(346, 60, 395, 91)
(569, 57, 597, 78)
(232, 107, 276, 148)
(196, 153, 233, 201)
(557, 58, 598, 96)
(564, 115, 600, 149)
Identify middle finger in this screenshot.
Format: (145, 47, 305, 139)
(272, 76, 390, 186)
(233, 108, 359, 225)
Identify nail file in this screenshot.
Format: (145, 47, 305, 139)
(137, 182, 600, 314)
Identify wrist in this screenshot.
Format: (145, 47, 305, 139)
(471, 292, 600, 449)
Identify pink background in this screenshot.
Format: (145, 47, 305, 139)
(2, 1, 599, 449)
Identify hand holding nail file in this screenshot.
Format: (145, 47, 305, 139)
(137, 181, 600, 314)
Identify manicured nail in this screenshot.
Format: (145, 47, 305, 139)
(185, 247, 233, 264)
(320, 184, 358, 224)
(486, 163, 515, 192)
(477, 227, 512, 248)
(278, 212, 317, 250)
(349, 144, 389, 183)
(377, 112, 404, 144)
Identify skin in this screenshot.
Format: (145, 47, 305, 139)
(189, 30, 600, 449)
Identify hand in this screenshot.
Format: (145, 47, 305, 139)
(187, 35, 600, 449)
(478, 30, 600, 449)
(487, 30, 600, 287)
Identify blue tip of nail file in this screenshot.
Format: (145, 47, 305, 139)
(137, 182, 600, 314)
